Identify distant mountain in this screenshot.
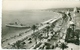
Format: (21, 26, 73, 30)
(45, 7, 80, 11)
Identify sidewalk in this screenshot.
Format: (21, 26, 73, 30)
(67, 43, 80, 50)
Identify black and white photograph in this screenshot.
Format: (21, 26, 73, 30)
(1, 0, 80, 50)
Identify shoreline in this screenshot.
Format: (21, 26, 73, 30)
(2, 12, 62, 48)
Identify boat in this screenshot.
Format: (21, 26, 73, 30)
(6, 20, 30, 28)
(6, 24, 30, 28)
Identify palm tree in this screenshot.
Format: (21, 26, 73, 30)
(32, 29, 43, 44)
(60, 43, 68, 50)
(51, 23, 55, 28)
(50, 24, 54, 32)
(12, 40, 22, 49)
(37, 33, 43, 42)
(32, 33, 37, 44)
(71, 24, 75, 37)
(15, 40, 21, 49)
(32, 32, 41, 44)
(61, 13, 68, 25)
(46, 26, 50, 37)
(31, 25, 38, 33)
(43, 28, 47, 36)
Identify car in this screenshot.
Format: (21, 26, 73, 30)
(28, 38, 32, 40)
(28, 40, 32, 43)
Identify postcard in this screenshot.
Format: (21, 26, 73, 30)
(1, 0, 80, 50)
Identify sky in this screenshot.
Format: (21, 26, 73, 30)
(2, 0, 80, 11)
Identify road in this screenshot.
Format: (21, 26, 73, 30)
(2, 13, 62, 49)
(2, 18, 60, 48)
(2, 24, 49, 48)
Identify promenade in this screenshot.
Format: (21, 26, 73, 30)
(2, 11, 80, 50)
(2, 13, 62, 49)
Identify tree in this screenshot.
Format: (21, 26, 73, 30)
(32, 33, 38, 44)
(51, 23, 55, 28)
(62, 13, 67, 20)
(50, 23, 55, 32)
(71, 24, 75, 37)
(46, 26, 50, 37)
(73, 29, 80, 45)
(37, 34, 43, 42)
(43, 26, 50, 37)
(12, 40, 22, 49)
(61, 13, 68, 25)
(60, 43, 68, 50)
(65, 28, 72, 41)
(43, 28, 47, 37)
(15, 40, 21, 49)
(32, 32, 42, 44)
(31, 25, 38, 33)
(13, 40, 26, 49)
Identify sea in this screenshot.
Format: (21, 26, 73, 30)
(2, 10, 60, 40)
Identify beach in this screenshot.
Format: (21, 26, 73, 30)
(2, 10, 60, 42)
